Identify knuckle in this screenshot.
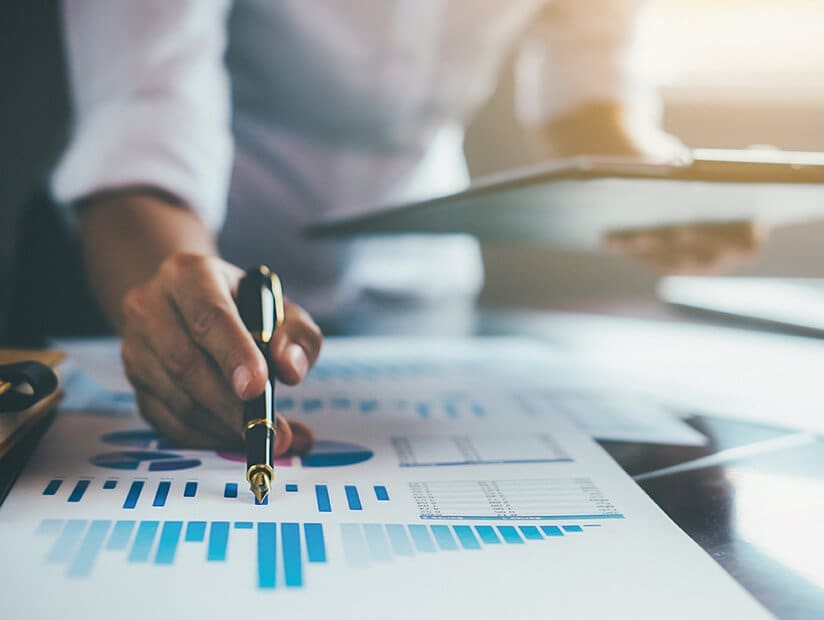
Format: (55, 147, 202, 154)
(163, 339, 198, 379)
(189, 301, 231, 342)
(121, 287, 147, 324)
(161, 251, 204, 281)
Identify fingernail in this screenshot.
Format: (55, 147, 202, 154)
(287, 344, 309, 379)
(232, 365, 252, 398)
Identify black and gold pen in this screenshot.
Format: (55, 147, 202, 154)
(238, 265, 284, 503)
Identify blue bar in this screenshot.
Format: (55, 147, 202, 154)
(47, 520, 87, 563)
(235, 521, 254, 529)
(107, 520, 135, 550)
(153, 481, 171, 507)
(519, 526, 543, 540)
(563, 525, 583, 533)
(386, 524, 414, 557)
(103, 480, 117, 490)
(123, 481, 144, 509)
(258, 522, 277, 589)
(453, 526, 481, 550)
(363, 524, 392, 563)
(43, 479, 62, 496)
(207, 522, 230, 561)
(224, 483, 238, 498)
(183, 481, 197, 497)
(497, 526, 524, 544)
(341, 524, 370, 567)
(154, 521, 182, 565)
(36, 519, 63, 536)
(304, 523, 326, 563)
(128, 521, 159, 563)
(360, 400, 377, 413)
(285, 484, 298, 493)
(303, 398, 322, 412)
(255, 495, 269, 506)
(475, 525, 501, 544)
(374, 485, 390, 501)
(541, 525, 563, 537)
(282, 522, 303, 587)
(344, 485, 362, 511)
(315, 485, 331, 512)
(185, 521, 207, 542)
(68, 480, 90, 503)
(416, 403, 430, 418)
(68, 520, 110, 578)
(431, 525, 459, 551)
(445, 403, 459, 418)
(408, 525, 436, 553)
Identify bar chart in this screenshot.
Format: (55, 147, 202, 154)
(391, 434, 571, 467)
(275, 394, 488, 420)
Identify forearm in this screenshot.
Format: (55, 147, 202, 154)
(77, 189, 218, 330)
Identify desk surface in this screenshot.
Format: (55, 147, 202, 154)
(3, 309, 822, 618)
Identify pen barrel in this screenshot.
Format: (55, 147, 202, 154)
(244, 374, 276, 473)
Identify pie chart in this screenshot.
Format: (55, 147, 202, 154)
(90, 450, 202, 471)
(300, 440, 373, 467)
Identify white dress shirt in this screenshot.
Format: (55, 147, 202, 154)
(53, 0, 651, 322)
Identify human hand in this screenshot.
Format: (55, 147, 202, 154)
(120, 252, 322, 451)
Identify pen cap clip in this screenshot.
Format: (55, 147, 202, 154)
(238, 266, 284, 344)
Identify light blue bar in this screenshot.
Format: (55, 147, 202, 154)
(68, 480, 90, 503)
(123, 481, 144, 509)
(445, 403, 459, 418)
(341, 524, 370, 567)
(497, 526, 524, 544)
(185, 521, 206, 542)
(386, 524, 414, 557)
(453, 526, 481, 550)
(541, 525, 563, 537)
(36, 519, 63, 536)
(408, 525, 436, 553)
(374, 485, 389, 501)
(519, 526, 543, 540)
(475, 526, 501, 544)
(304, 523, 326, 563)
(344, 485, 362, 511)
(128, 521, 159, 563)
(258, 522, 276, 589)
(155, 521, 183, 565)
(285, 484, 298, 493)
(43, 479, 62, 495)
(207, 522, 230, 561)
(224, 483, 238, 498)
(315, 485, 331, 512)
(281, 522, 302, 587)
(363, 524, 392, 563)
(107, 520, 136, 550)
(153, 481, 171, 507)
(431, 525, 459, 551)
(47, 520, 87, 563)
(235, 522, 253, 529)
(563, 525, 583, 533)
(67, 520, 110, 578)
(183, 481, 197, 497)
(415, 403, 430, 418)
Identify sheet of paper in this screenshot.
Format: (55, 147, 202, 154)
(0, 338, 764, 619)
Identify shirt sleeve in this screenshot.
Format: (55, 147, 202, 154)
(52, 0, 234, 231)
(514, 0, 660, 126)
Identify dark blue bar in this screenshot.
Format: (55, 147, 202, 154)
(344, 485, 362, 511)
(304, 523, 326, 563)
(128, 521, 159, 563)
(47, 520, 87, 563)
(123, 481, 144, 509)
(431, 525, 459, 550)
(453, 526, 481, 549)
(103, 480, 117, 490)
(285, 484, 298, 493)
(563, 525, 583, 533)
(183, 482, 197, 498)
(107, 520, 135, 550)
(408, 525, 436, 552)
(374, 485, 389, 501)
(315, 485, 331, 512)
(68, 520, 111, 578)
(497, 526, 524, 544)
(475, 525, 501, 544)
(235, 521, 253, 529)
(68, 480, 90, 503)
(224, 483, 238, 498)
(43, 479, 62, 496)
(153, 481, 171, 507)
(185, 521, 206, 542)
(282, 522, 302, 587)
(155, 521, 183, 565)
(519, 526, 543, 540)
(258, 522, 276, 589)
(541, 525, 563, 537)
(207, 522, 230, 561)
(255, 495, 269, 506)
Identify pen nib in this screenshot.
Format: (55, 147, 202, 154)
(249, 470, 271, 503)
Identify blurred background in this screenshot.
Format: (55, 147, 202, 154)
(3, 0, 824, 339)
